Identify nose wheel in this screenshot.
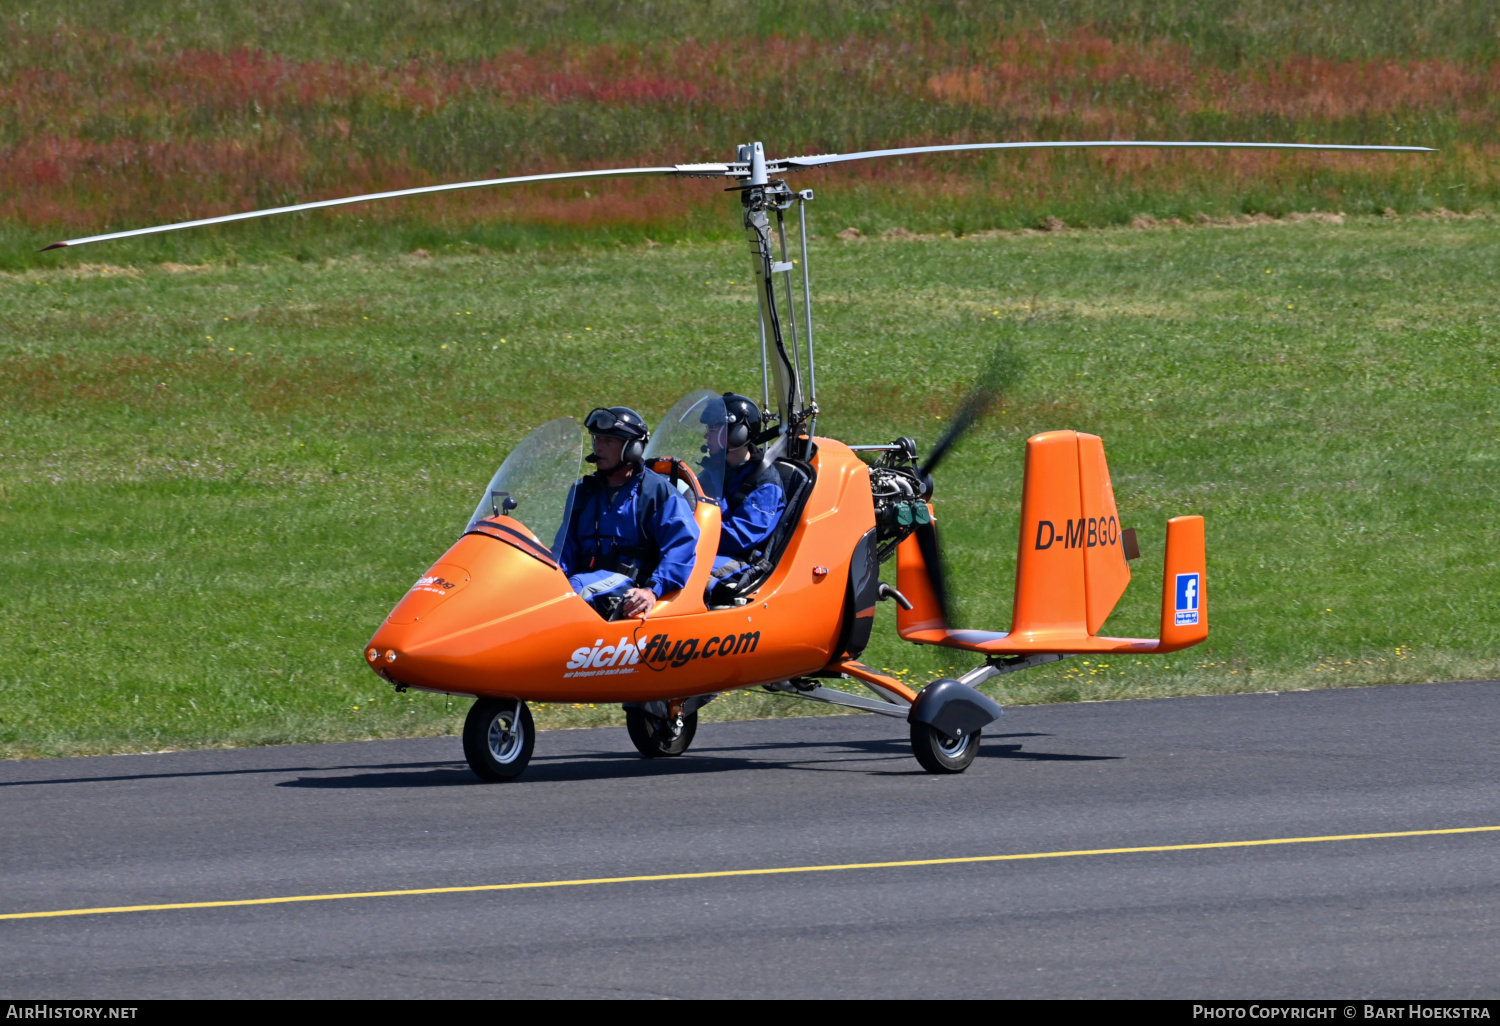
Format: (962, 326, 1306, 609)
(625, 706, 698, 758)
(463, 698, 536, 781)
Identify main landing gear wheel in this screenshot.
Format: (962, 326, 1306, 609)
(625, 707, 698, 758)
(910, 722, 980, 774)
(463, 698, 535, 782)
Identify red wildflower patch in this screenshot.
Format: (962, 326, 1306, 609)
(1, 23, 1493, 234)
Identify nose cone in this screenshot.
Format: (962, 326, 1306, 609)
(366, 531, 581, 695)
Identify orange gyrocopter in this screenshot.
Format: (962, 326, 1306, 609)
(48, 137, 1429, 778)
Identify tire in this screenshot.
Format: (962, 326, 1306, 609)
(624, 706, 698, 758)
(462, 699, 536, 782)
(910, 721, 980, 774)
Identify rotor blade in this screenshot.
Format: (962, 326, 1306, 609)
(921, 337, 1024, 479)
(777, 139, 1434, 172)
(43, 164, 691, 250)
(47, 138, 1433, 250)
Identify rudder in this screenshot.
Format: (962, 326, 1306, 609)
(1010, 430, 1131, 643)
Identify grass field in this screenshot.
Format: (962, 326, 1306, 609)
(2, 211, 1497, 757)
(3, 0, 1498, 264)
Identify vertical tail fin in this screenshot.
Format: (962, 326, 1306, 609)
(1010, 430, 1132, 643)
(1157, 515, 1207, 652)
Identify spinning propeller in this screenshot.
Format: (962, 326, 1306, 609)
(42, 138, 1432, 250)
(910, 340, 1026, 626)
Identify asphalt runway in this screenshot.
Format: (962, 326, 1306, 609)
(2, 681, 1498, 999)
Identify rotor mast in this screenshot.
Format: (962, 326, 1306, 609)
(739, 141, 816, 460)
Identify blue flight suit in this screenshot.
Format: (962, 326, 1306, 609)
(555, 468, 700, 607)
(712, 457, 785, 576)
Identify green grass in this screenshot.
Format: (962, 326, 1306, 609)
(2, 212, 1498, 757)
(11, 0, 1499, 60)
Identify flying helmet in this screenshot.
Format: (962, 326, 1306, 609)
(700, 392, 763, 450)
(584, 406, 650, 464)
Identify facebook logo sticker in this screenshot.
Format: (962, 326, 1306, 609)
(1174, 573, 1200, 626)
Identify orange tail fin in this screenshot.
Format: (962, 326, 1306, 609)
(1009, 430, 1131, 643)
(1157, 514, 1208, 653)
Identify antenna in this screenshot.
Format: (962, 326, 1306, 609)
(775, 205, 804, 399)
(757, 309, 771, 413)
(798, 189, 817, 436)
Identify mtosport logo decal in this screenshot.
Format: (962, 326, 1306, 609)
(409, 575, 460, 596)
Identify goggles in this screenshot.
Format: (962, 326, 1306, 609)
(584, 407, 646, 439)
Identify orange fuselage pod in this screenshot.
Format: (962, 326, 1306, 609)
(364, 441, 877, 703)
(896, 429, 1208, 656)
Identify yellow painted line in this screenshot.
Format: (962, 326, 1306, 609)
(4, 824, 1497, 922)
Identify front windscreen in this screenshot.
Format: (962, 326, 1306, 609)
(466, 417, 585, 547)
(646, 390, 727, 499)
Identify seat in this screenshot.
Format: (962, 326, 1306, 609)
(706, 457, 815, 608)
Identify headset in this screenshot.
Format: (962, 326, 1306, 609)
(584, 406, 649, 465)
(700, 392, 762, 450)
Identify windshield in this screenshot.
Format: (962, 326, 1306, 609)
(645, 390, 727, 499)
(466, 417, 585, 547)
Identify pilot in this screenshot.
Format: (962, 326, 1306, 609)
(555, 406, 700, 619)
(700, 393, 786, 582)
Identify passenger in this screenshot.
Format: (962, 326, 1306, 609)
(556, 406, 700, 619)
(700, 393, 786, 582)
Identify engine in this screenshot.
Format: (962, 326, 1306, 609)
(865, 437, 932, 562)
